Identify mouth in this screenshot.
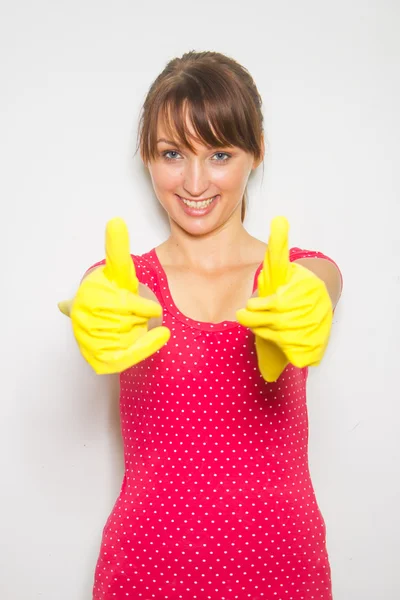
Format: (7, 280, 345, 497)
(178, 195, 218, 208)
(176, 194, 220, 217)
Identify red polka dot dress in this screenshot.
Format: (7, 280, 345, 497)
(88, 247, 340, 600)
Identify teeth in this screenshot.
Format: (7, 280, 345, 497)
(181, 196, 216, 209)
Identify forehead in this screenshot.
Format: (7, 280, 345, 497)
(156, 117, 200, 145)
(156, 104, 215, 150)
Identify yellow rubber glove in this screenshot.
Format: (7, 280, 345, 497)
(236, 216, 333, 382)
(58, 218, 171, 374)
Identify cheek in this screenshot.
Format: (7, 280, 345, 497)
(151, 165, 182, 191)
(213, 167, 248, 189)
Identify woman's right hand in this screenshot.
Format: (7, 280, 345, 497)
(58, 218, 171, 374)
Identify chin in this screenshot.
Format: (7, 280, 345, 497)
(172, 215, 217, 236)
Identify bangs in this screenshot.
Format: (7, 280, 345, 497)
(160, 94, 239, 152)
(141, 68, 262, 163)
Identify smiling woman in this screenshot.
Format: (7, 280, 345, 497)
(141, 114, 263, 238)
(136, 51, 265, 224)
(59, 50, 342, 600)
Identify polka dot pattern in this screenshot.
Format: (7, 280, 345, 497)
(88, 248, 336, 600)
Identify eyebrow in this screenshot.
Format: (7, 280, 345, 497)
(156, 138, 222, 151)
(156, 138, 180, 145)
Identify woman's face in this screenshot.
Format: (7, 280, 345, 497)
(145, 113, 263, 235)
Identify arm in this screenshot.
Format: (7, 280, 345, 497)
(292, 258, 342, 309)
(251, 257, 342, 310)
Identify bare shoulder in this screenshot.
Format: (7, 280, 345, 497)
(247, 237, 267, 298)
(247, 236, 267, 265)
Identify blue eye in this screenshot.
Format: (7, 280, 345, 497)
(162, 150, 231, 163)
(162, 150, 181, 160)
(213, 152, 230, 161)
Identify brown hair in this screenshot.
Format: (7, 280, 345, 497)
(135, 51, 265, 223)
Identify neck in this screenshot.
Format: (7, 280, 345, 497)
(160, 210, 254, 272)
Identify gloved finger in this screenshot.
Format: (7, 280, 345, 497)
(253, 327, 322, 368)
(92, 326, 171, 374)
(76, 284, 163, 320)
(94, 290, 163, 320)
(73, 320, 148, 352)
(72, 310, 148, 338)
(89, 310, 148, 329)
(251, 326, 283, 344)
(258, 216, 290, 297)
(247, 294, 318, 322)
(236, 307, 277, 329)
(103, 217, 139, 294)
(245, 295, 277, 312)
(124, 292, 163, 319)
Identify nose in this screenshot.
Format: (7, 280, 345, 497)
(182, 158, 210, 198)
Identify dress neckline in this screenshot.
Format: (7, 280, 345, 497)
(145, 247, 264, 332)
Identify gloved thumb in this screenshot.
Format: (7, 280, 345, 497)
(103, 217, 139, 294)
(258, 216, 291, 297)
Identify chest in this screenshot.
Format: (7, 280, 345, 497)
(161, 263, 261, 324)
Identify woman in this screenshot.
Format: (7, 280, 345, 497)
(60, 50, 342, 600)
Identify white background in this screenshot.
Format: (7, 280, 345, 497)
(1, 1, 399, 598)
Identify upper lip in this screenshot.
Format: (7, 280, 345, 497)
(179, 194, 217, 202)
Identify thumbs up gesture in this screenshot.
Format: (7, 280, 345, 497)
(236, 217, 333, 382)
(59, 218, 171, 374)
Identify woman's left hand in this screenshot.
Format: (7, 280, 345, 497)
(236, 217, 333, 382)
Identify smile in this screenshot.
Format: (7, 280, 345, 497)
(179, 195, 218, 208)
